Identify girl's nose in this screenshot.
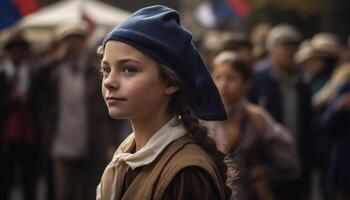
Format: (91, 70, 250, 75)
(103, 73, 119, 91)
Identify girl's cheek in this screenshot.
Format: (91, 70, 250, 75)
(123, 81, 147, 96)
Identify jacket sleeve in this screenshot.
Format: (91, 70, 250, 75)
(260, 110, 300, 180)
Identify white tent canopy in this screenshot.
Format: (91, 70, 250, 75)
(19, 0, 131, 28)
(5, 0, 131, 52)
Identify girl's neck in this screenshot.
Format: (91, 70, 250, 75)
(130, 107, 172, 151)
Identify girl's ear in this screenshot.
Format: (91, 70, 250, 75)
(164, 85, 179, 95)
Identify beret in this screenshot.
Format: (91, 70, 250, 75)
(102, 5, 226, 121)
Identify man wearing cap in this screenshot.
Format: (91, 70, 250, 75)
(248, 24, 313, 200)
(36, 22, 131, 200)
(36, 21, 91, 200)
(296, 33, 340, 95)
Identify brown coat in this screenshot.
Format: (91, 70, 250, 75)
(206, 101, 300, 200)
(100, 135, 231, 200)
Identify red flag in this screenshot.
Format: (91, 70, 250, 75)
(13, 0, 39, 16)
(226, 0, 251, 17)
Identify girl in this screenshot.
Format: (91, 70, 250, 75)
(207, 51, 300, 200)
(96, 5, 231, 200)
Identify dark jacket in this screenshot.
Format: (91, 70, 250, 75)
(323, 80, 350, 192)
(248, 66, 314, 197)
(0, 62, 40, 145)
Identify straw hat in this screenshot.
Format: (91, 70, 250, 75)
(295, 33, 340, 64)
(54, 21, 88, 41)
(310, 33, 340, 57)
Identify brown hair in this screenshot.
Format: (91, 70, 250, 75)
(212, 51, 253, 82)
(158, 65, 236, 189)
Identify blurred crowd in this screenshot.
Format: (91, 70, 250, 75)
(1, 19, 350, 200)
(0, 22, 131, 200)
(201, 23, 350, 200)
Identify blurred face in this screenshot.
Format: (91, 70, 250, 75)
(212, 63, 248, 106)
(270, 42, 298, 70)
(301, 57, 325, 80)
(61, 35, 87, 58)
(101, 41, 172, 119)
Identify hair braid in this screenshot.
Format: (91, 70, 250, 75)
(159, 64, 236, 191)
(180, 105, 228, 182)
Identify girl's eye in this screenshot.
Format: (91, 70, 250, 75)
(121, 65, 137, 74)
(99, 66, 111, 79)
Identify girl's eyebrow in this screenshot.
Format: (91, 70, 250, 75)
(101, 58, 141, 66)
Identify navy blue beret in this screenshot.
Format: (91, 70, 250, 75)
(102, 5, 226, 121)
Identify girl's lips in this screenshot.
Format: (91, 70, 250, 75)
(106, 96, 127, 101)
(106, 96, 127, 104)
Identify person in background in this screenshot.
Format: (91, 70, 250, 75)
(198, 31, 254, 70)
(216, 32, 254, 66)
(322, 68, 350, 200)
(313, 51, 350, 200)
(295, 33, 341, 199)
(248, 24, 313, 200)
(198, 30, 226, 67)
(0, 31, 39, 200)
(207, 51, 299, 200)
(36, 21, 131, 200)
(295, 33, 340, 95)
(250, 23, 272, 64)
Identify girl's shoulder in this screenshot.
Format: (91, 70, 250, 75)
(154, 135, 229, 199)
(165, 135, 216, 171)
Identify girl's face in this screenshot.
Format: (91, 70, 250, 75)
(212, 63, 248, 106)
(101, 41, 173, 119)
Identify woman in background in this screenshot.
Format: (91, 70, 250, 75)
(207, 51, 300, 200)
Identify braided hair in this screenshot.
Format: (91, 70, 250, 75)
(158, 65, 230, 184)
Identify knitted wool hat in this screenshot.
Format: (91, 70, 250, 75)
(101, 5, 226, 121)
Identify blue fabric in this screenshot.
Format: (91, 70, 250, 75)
(323, 80, 350, 192)
(102, 5, 226, 121)
(0, 0, 21, 29)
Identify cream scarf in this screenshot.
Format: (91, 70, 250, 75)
(96, 118, 186, 200)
